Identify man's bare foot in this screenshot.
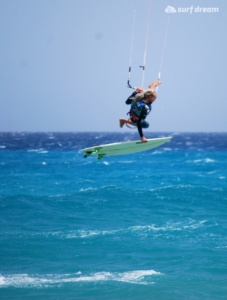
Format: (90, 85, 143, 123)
(119, 119, 125, 128)
(141, 136, 147, 142)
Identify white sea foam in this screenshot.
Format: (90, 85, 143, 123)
(183, 220, 207, 230)
(129, 224, 181, 233)
(79, 187, 98, 192)
(0, 275, 5, 285)
(192, 158, 215, 163)
(162, 147, 172, 151)
(34, 229, 117, 239)
(65, 229, 117, 238)
(130, 220, 207, 235)
(27, 149, 48, 153)
(150, 184, 193, 192)
(205, 158, 215, 163)
(27, 149, 42, 152)
(151, 150, 163, 155)
(0, 270, 161, 288)
(37, 219, 207, 240)
(79, 185, 122, 193)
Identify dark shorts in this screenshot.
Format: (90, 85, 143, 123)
(130, 119, 149, 129)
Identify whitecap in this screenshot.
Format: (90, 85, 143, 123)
(207, 171, 217, 174)
(205, 158, 215, 163)
(0, 275, 5, 285)
(151, 150, 163, 155)
(129, 220, 207, 235)
(32, 218, 208, 241)
(27, 149, 47, 153)
(66, 229, 119, 239)
(193, 158, 215, 163)
(129, 224, 181, 233)
(0, 270, 161, 287)
(119, 160, 133, 164)
(186, 142, 193, 146)
(111, 269, 160, 284)
(27, 149, 39, 152)
(66, 230, 104, 239)
(79, 187, 97, 192)
(0, 274, 38, 287)
(33, 229, 118, 239)
(162, 147, 172, 151)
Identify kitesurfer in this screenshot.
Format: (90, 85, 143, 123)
(120, 80, 161, 142)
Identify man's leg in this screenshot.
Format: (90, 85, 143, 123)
(119, 118, 136, 128)
(141, 121, 149, 129)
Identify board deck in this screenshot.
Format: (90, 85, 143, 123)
(81, 137, 172, 159)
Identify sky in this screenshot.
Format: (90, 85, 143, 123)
(0, 0, 226, 132)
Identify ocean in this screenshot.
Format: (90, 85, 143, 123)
(0, 132, 227, 300)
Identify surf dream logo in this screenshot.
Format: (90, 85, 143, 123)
(165, 5, 219, 14)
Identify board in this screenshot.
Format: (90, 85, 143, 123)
(81, 137, 172, 160)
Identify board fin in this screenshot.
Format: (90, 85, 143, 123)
(84, 147, 102, 158)
(84, 151, 92, 158)
(97, 154, 105, 161)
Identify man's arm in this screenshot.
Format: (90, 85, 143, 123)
(148, 80, 161, 90)
(125, 88, 143, 104)
(125, 91, 137, 105)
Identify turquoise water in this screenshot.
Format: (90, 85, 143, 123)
(0, 132, 227, 299)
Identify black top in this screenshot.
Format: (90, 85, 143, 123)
(125, 92, 150, 137)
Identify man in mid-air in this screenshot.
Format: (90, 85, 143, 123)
(120, 80, 161, 142)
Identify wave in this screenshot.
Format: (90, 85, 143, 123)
(187, 158, 216, 164)
(27, 149, 49, 153)
(1, 132, 227, 151)
(78, 184, 227, 195)
(1, 183, 226, 199)
(33, 219, 208, 239)
(129, 220, 207, 233)
(0, 270, 161, 288)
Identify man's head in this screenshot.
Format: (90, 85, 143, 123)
(144, 90, 157, 103)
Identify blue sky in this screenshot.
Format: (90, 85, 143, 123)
(0, 0, 226, 132)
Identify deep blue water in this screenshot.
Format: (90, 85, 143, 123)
(0, 132, 227, 299)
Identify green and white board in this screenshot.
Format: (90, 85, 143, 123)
(81, 137, 172, 160)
